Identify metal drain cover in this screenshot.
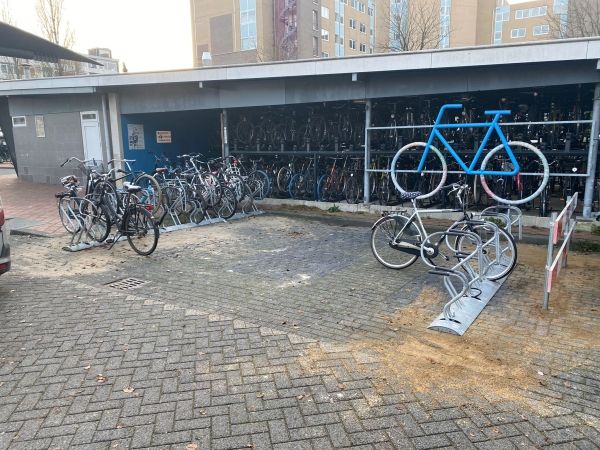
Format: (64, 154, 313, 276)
(106, 277, 149, 290)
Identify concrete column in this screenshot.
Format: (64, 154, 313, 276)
(101, 94, 113, 162)
(363, 99, 372, 204)
(107, 93, 124, 172)
(583, 83, 600, 218)
(221, 109, 229, 158)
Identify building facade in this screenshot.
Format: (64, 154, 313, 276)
(191, 0, 583, 65)
(0, 48, 119, 81)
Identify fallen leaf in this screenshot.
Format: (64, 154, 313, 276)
(296, 395, 304, 400)
(84, 365, 91, 370)
(123, 387, 135, 394)
(96, 374, 108, 383)
(186, 444, 198, 450)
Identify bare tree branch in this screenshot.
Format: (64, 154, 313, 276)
(547, 0, 600, 39)
(0, 0, 14, 24)
(379, 0, 449, 52)
(36, 0, 76, 75)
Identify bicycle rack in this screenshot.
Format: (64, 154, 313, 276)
(422, 221, 509, 336)
(478, 205, 522, 240)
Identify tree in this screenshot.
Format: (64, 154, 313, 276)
(380, 0, 450, 52)
(547, 0, 600, 39)
(121, 62, 128, 73)
(36, 0, 75, 75)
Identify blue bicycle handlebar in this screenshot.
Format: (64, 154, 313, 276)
(484, 110, 511, 116)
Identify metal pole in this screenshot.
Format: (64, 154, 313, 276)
(364, 99, 372, 204)
(543, 212, 557, 310)
(221, 108, 229, 158)
(583, 83, 600, 218)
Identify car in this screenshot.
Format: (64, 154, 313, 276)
(0, 195, 10, 275)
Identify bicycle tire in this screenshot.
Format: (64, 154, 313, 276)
(215, 186, 237, 219)
(58, 197, 81, 234)
(133, 174, 163, 221)
(390, 142, 447, 200)
(371, 215, 422, 269)
(479, 141, 549, 206)
(126, 205, 159, 256)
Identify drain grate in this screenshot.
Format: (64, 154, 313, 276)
(106, 277, 149, 290)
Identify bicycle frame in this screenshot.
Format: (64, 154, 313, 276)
(419, 104, 521, 177)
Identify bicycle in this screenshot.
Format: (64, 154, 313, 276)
(390, 104, 550, 206)
(370, 183, 517, 281)
(95, 181, 159, 256)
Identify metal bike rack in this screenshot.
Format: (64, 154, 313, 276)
(478, 205, 523, 240)
(421, 221, 509, 336)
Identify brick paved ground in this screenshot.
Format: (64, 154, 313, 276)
(0, 172, 65, 237)
(0, 214, 599, 449)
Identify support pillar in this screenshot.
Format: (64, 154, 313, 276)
(107, 93, 124, 172)
(221, 108, 229, 158)
(363, 99, 372, 204)
(583, 83, 600, 218)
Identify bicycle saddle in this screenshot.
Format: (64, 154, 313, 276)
(155, 168, 168, 173)
(399, 191, 421, 200)
(55, 192, 72, 199)
(123, 182, 142, 193)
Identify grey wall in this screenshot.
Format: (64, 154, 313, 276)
(9, 94, 108, 184)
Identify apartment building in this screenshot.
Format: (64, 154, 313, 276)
(190, 0, 386, 66)
(190, 0, 578, 66)
(0, 48, 119, 81)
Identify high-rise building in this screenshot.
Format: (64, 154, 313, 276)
(190, 0, 580, 66)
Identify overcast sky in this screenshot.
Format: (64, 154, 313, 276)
(3, 0, 193, 73)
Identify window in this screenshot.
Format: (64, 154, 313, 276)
(349, 18, 356, 29)
(358, 2, 365, 13)
(439, 0, 451, 48)
(321, 6, 329, 19)
(12, 116, 26, 127)
(516, 6, 547, 19)
(0, 64, 7, 74)
(511, 27, 526, 38)
(359, 22, 366, 33)
(351, 0, 358, 8)
(312, 10, 319, 30)
(81, 112, 98, 121)
(240, 0, 257, 50)
(348, 39, 356, 49)
(359, 42, 367, 52)
(368, 6, 374, 16)
(369, 46, 374, 54)
(322, 51, 329, 58)
(35, 116, 45, 138)
(533, 24, 550, 35)
(313, 35, 319, 56)
(493, 5, 510, 44)
(335, 12, 344, 24)
(321, 29, 329, 40)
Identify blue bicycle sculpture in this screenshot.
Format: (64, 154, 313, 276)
(391, 104, 549, 205)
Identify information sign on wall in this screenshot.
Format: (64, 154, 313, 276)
(156, 131, 172, 143)
(128, 124, 145, 150)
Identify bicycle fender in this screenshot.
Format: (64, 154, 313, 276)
(370, 213, 407, 230)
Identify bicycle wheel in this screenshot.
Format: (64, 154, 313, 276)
(134, 174, 163, 221)
(390, 142, 447, 200)
(248, 170, 270, 199)
(125, 205, 159, 256)
(91, 181, 119, 221)
(58, 197, 81, 234)
(82, 201, 111, 243)
(215, 186, 237, 219)
(479, 142, 549, 206)
(453, 223, 517, 281)
(344, 174, 362, 204)
(371, 215, 422, 269)
(276, 167, 292, 195)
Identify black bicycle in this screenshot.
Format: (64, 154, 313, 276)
(95, 181, 159, 256)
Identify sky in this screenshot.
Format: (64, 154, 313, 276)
(2, 0, 193, 73)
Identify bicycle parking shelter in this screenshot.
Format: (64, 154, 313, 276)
(1, 38, 600, 218)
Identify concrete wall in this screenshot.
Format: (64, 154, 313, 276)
(8, 94, 108, 184)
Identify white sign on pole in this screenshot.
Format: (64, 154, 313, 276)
(156, 131, 172, 143)
(127, 124, 145, 150)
